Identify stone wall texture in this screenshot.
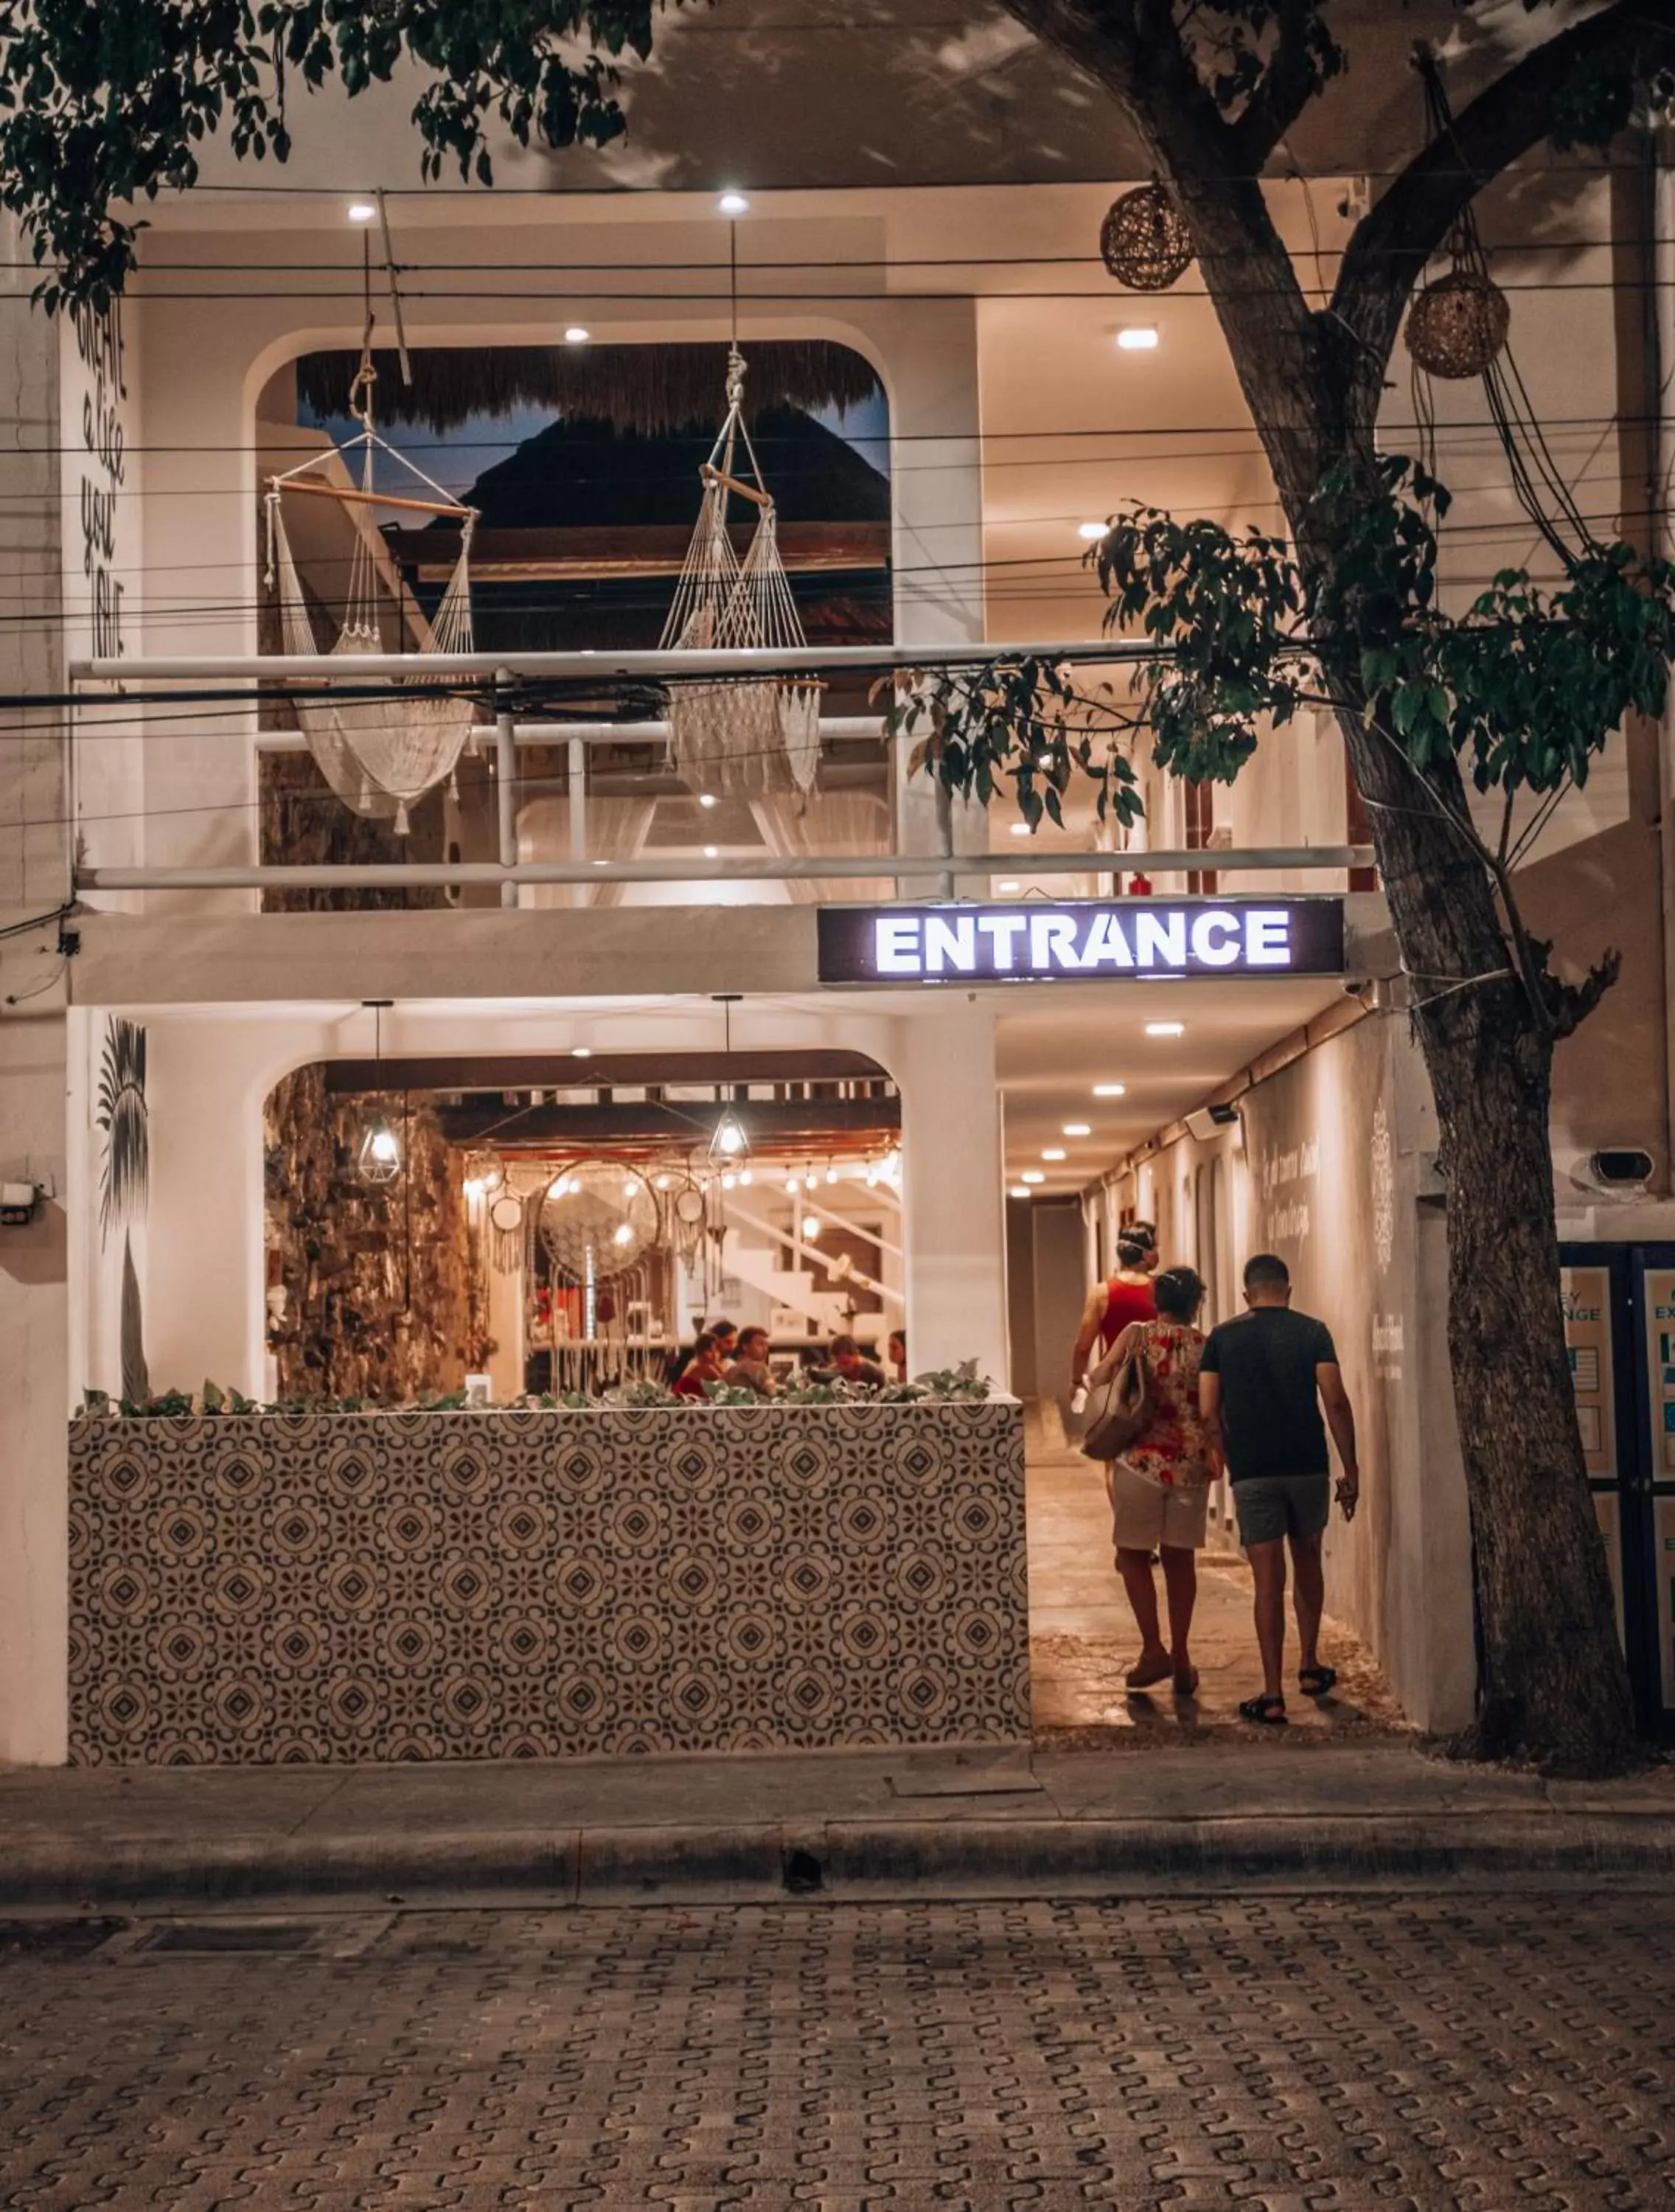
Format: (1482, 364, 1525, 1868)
(67, 1402, 1029, 1764)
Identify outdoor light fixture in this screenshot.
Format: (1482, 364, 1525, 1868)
(711, 1116, 747, 1157)
(1078, 521, 1107, 540)
(707, 993, 751, 1166)
(703, 845, 720, 859)
(997, 879, 1021, 894)
(355, 999, 404, 1189)
(1093, 1082, 1126, 1097)
(347, 201, 377, 223)
(1020, 1170, 1046, 1186)
(571, 1046, 593, 1059)
(698, 793, 719, 809)
(1145, 1020, 1185, 1037)
(1010, 1184, 1031, 1199)
(564, 326, 591, 344)
(1009, 823, 1034, 838)
(718, 189, 750, 215)
(1117, 325, 1160, 350)
(1042, 1147, 1067, 1161)
(1063, 1123, 1092, 1137)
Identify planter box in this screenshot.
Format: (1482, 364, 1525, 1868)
(68, 1402, 1028, 1765)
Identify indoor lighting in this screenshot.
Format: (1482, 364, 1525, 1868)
(354, 999, 403, 1189)
(1009, 822, 1033, 838)
(722, 1172, 737, 1190)
(347, 201, 377, 223)
(1063, 1123, 1092, 1137)
(739, 1168, 753, 1185)
(564, 326, 591, 344)
(785, 1175, 801, 1194)
(571, 1046, 593, 1059)
(717, 189, 750, 215)
(1020, 1169, 1046, 1186)
(624, 1178, 641, 1198)
(801, 1217, 821, 1239)
(703, 845, 720, 859)
(1010, 1184, 1031, 1199)
(655, 1173, 672, 1191)
(613, 1222, 634, 1247)
(698, 792, 719, 809)
(712, 1116, 747, 1157)
(1145, 1020, 1185, 1037)
(1042, 1148, 1066, 1161)
(804, 1171, 818, 1191)
(1077, 521, 1107, 540)
(826, 1165, 838, 1183)
(1117, 325, 1160, 351)
(1093, 1082, 1126, 1097)
(997, 879, 1020, 894)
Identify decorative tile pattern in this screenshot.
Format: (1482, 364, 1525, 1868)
(67, 1404, 1029, 1764)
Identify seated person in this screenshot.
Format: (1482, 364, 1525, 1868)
(725, 1325, 776, 1398)
(673, 1332, 728, 1400)
(888, 1329, 908, 1384)
(670, 1316, 736, 1388)
(815, 1334, 888, 1390)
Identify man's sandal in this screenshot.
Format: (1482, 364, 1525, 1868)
(1297, 1666, 1338, 1697)
(1237, 1693, 1288, 1725)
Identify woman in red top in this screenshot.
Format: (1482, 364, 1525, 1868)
(1070, 1221, 1157, 1394)
(673, 1332, 727, 1400)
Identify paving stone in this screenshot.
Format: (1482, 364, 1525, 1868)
(0, 1899, 1672, 2210)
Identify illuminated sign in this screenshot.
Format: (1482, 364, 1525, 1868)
(816, 898, 1345, 986)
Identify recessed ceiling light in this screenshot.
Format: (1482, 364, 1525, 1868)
(1093, 1082, 1126, 1097)
(703, 845, 719, 858)
(1063, 1122, 1091, 1136)
(1145, 1020, 1185, 1037)
(1077, 520, 1107, 540)
(1041, 1147, 1067, 1161)
(1009, 1183, 1031, 1199)
(717, 189, 750, 215)
(698, 793, 719, 809)
(996, 880, 1021, 894)
(571, 1046, 593, 1059)
(564, 325, 591, 345)
(1020, 1169, 1046, 1186)
(1118, 325, 1160, 351)
(347, 201, 377, 223)
(1009, 822, 1033, 838)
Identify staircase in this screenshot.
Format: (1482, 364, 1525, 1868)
(718, 1224, 852, 1335)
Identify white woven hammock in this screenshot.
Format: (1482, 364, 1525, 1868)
(263, 413, 479, 833)
(660, 347, 821, 798)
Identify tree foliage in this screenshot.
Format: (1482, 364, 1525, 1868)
(0, 1, 662, 310)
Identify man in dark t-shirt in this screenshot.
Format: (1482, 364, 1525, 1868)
(1199, 1253, 1360, 1726)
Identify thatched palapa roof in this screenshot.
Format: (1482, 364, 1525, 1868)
(297, 341, 882, 437)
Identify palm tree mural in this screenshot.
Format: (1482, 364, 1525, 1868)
(96, 1018, 150, 1401)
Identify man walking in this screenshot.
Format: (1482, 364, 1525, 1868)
(1198, 1253, 1359, 1725)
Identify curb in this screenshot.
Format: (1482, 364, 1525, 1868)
(5, 1812, 1675, 1907)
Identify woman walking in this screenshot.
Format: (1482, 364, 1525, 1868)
(1086, 1265, 1212, 1695)
(1070, 1221, 1157, 1400)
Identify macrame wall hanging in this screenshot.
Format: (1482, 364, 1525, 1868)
(1100, 179, 1194, 292)
(262, 237, 481, 831)
(659, 225, 822, 799)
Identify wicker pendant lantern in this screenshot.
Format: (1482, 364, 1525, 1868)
(1100, 180, 1193, 292)
(1405, 265, 1509, 381)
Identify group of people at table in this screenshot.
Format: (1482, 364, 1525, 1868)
(669, 1322, 908, 1400)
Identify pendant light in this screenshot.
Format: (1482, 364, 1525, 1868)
(355, 998, 403, 1187)
(706, 993, 750, 1166)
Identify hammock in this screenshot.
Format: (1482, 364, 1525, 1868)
(660, 346, 822, 798)
(263, 363, 480, 833)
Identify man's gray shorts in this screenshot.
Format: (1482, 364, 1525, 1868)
(1233, 1472, 1331, 1548)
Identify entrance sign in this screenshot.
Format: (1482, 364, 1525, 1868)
(817, 897, 1345, 986)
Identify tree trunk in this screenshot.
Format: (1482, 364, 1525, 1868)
(1332, 696, 1638, 1772)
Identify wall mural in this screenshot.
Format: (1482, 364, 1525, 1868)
(97, 1016, 149, 1402)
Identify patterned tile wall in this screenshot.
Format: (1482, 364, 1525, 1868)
(68, 1404, 1029, 1764)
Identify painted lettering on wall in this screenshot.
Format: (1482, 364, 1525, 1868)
(73, 299, 125, 658)
(1259, 1133, 1319, 1247)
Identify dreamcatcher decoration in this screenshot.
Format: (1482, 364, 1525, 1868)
(1100, 179, 1193, 291)
(659, 226, 821, 799)
(662, 1169, 711, 1265)
(537, 1159, 665, 1391)
(262, 240, 481, 832)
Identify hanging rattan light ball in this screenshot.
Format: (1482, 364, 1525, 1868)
(1405, 267, 1510, 380)
(1100, 181, 1193, 292)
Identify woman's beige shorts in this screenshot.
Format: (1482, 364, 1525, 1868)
(1108, 1458, 1211, 1552)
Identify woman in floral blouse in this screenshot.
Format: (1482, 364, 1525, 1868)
(1086, 1264, 1212, 1696)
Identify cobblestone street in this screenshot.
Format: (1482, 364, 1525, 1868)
(2, 1895, 1672, 2210)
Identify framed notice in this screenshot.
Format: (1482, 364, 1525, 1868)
(1561, 1265, 1615, 1481)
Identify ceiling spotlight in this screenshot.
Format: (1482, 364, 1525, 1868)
(1077, 520, 1107, 540)
(1093, 1082, 1126, 1097)
(347, 201, 377, 224)
(718, 189, 750, 215)
(564, 326, 591, 344)
(698, 793, 719, 809)
(703, 845, 719, 859)
(1009, 822, 1033, 838)
(1145, 1020, 1185, 1037)
(1020, 1169, 1046, 1186)
(1041, 1148, 1067, 1161)
(1010, 1184, 1031, 1199)
(571, 1045, 593, 1059)
(1063, 1123, 1092, 1137)
(1117, 325, 1160, 351)
(997, 879, 1020, 894)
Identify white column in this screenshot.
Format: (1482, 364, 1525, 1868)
(891, 1001, 1009, 1385)
(0, 252, 69, 1761)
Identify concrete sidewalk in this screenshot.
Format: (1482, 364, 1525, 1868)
(3, 1739, 1673, 1908)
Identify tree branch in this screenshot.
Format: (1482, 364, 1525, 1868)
(1228, 0, 1341, 172)
(1331, 1, 1675, 394)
